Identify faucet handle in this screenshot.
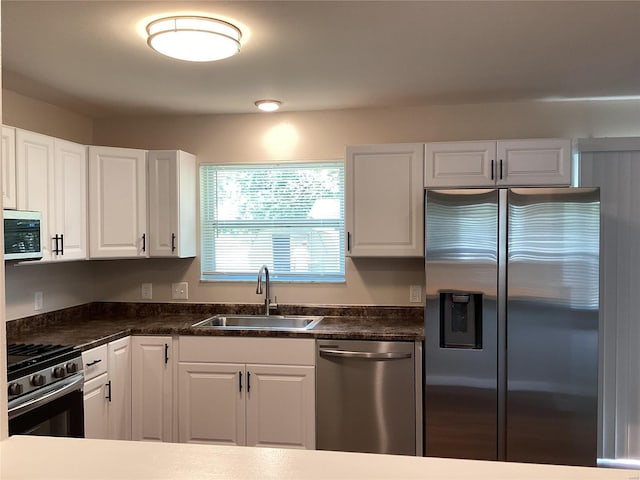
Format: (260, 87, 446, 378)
(269, 296, 278, 310)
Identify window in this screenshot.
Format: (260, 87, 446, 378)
(200, 162, 345, 282)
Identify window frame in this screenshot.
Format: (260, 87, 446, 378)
(199, 161, 346, 283)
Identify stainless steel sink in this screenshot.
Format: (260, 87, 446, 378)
(192, 314, 323, 331)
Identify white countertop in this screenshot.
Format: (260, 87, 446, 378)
(0, 436, 636, 480)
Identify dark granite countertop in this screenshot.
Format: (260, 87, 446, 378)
(6, 302, 424, 350)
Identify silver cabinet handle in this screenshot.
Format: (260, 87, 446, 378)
(319, 348, 412, 360)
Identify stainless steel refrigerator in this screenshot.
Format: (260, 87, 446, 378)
(424, 187, 600, 466)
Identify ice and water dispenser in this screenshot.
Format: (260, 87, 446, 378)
(440, 292, 483, 349)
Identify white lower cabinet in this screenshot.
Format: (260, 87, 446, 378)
(245, 363, 315, 448)
(177, 337, 316, 449)
(108, 337, 132, 440)
(82, 337, 131, 440)
(131, 336, 173, 442)
(83, 372, 109, 439)
(178, 362, 246, 445)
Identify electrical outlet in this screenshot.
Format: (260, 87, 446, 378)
(172, 282, 189, 300)
(141, 283, 153, 300)
(409, 285, 422, 303)
(34, 291, 43, 311)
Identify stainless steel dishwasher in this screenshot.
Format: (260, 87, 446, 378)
(316, 339, 416, 455)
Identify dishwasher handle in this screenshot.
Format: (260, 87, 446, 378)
(319, 348, 412, 360)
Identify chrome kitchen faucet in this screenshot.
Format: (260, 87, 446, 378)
(256, 265, 277, 315)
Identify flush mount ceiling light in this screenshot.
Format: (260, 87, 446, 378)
(255, 100, 282, 112)
(146, 16, 242, 62)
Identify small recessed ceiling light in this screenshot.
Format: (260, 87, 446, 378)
(146, 16, 242, 62)
(255, 100, 282, 112)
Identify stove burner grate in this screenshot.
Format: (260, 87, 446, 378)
(7, 343, 75, 375)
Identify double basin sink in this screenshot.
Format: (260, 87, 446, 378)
(192, 314, 323, 331)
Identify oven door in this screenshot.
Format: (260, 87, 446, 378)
(8, 374, 84, 437)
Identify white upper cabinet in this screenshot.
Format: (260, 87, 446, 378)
(53, 139, 88, 260)
(147, 150, 196, 258)
(497, 139, 571, 186)
(425, 138, 571, 188)
(345, 143, 424, 257)
(89, 146, 148, 258)
(424, 141, 496, 187)
(2, 126, 17, 209)
(16, 130, 88, 261)
(16, 129, 56, 260)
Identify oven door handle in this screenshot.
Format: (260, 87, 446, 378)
(8, 374, 84, 420)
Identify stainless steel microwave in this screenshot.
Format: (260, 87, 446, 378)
(4, 210, 43, 260)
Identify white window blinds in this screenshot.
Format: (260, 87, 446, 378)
(200, 162, 345, 282)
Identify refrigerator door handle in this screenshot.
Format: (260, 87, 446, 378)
(319, 348, 412, 360)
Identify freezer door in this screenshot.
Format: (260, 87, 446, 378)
(506, 188, 599, 466)
(424, 189, 499, 461)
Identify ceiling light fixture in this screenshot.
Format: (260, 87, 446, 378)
(146, 16, 241, 62)
(255, 100, 282, 112)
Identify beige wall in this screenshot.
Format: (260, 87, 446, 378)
(3, 89, 93, 144)
(4, 262, 95, 320)
(93, 100, 640, 153)
(5, 90, 640, 317)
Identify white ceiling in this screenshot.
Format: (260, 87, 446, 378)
(3, 1, 640, 118)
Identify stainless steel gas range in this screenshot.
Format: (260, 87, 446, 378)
(7, 343, 84, 437)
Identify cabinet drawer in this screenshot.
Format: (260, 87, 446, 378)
(82, 344, 108, 380)
(179, 337, 315, 365)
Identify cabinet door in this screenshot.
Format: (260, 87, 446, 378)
(246, 364, 315, 449)
(2, 126, 17, 209)
(108, 337, 132, 440)
(16, 129, 55, 260)
(53, 139, 87, 260)
(497, 139, 571, 186)
(88, 146, 147, 258)
(83, 372, 109, 439)
(147, 150, 196, 258)
(346, 143, 424, 257)
(131, 336, 172, 442)
(424, 141, 496, 188)
(178, 362, 245, 445)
